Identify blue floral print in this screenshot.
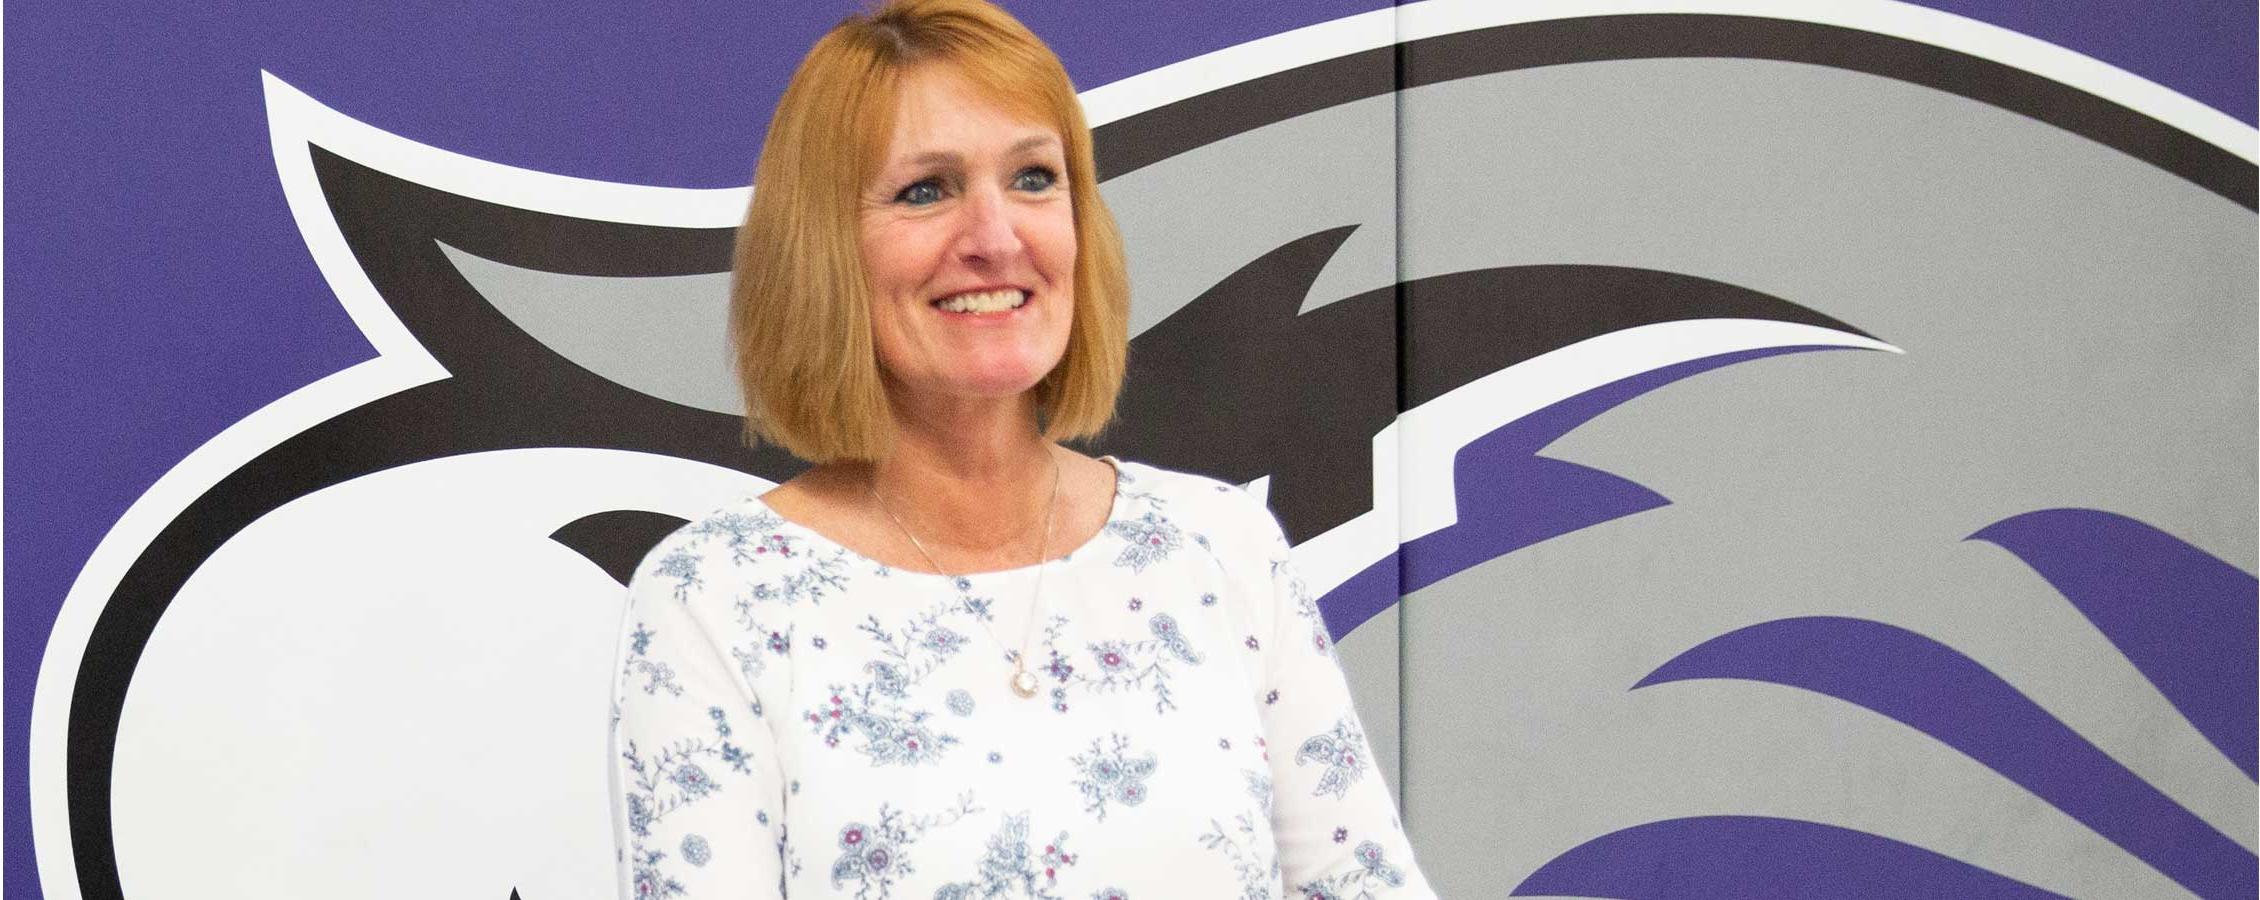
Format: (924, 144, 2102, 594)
(1198, 812, 1279, 900)
(1106, 512, 1183, 572)
(828, 795, 978, 900)
(619, 738, 738, 835)
(1293, 841, 1407, 900)
(1070, 733, 1158, 821)
(1033, 612, 1204, 714)
(1274, 556, 1333, 656)
(687, 511, 787, 562)
(667, 761, 717, 798)
(625, 641, 684, 698)
(621, 618, 691, 698)
(1295, 718, 1371, 800)
(608, 460, 1434, 899)
(1148, 614, 1202, 664)
(652, 546, 704, 601)
(618, 735, 758, 896)
(628, 846, 685, 899)
(727, 644, 766, 685)
(701, 707, 752, 775)
(803, 598, 977, 765)
(922, 626, 970, 655)
(690, 511, 856, 608)
(805, 689, 955, 765)
(1244, 769, 1274, 815)
(929, 813, 1081, 900)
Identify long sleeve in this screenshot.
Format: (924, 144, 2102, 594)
(1248, 504, 1437, 899)
(608, 529, 789, 899)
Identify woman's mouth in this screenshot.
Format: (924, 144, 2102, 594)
(933, 288, 1029, 314)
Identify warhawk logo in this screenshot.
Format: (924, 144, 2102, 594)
(31, 3, 2255, 899)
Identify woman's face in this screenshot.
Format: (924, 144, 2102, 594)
(859, 65, 1077, 414)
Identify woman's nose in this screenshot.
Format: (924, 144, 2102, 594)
(954, 187, 1024, 264)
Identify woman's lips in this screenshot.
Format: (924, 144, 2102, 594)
(932, 288, 1030, 315)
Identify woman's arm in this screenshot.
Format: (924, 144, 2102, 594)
(1250, 507, 1438, 899)
(608, 531, 789, 899)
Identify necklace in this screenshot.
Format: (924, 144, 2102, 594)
(869, 448, 1060, 699)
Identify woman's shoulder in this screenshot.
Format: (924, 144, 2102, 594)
(648, 491, 786, 549)
(626, 492, 810, 602)
(1107, 458, 1283, 544)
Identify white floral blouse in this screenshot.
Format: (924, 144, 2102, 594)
(608, 459, 1435, 899)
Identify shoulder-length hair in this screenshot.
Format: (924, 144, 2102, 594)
(730, 0, 1129, 463)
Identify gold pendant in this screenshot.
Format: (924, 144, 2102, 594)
(1011, 668, 1040, 699)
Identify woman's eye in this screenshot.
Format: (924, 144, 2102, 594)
(894, 179, 944, 206)
(1012, 167, 1058, 192)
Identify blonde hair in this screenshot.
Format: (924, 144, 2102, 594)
(730, 0, 1129, 463)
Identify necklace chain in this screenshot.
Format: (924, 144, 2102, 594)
(868, 448, 1061, 698)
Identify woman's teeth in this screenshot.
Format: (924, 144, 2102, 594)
(936, 289, 1027, 314)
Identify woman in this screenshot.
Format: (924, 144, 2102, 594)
(609, 1, 1434, 897)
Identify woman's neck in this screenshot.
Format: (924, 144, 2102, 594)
(866, 392, 1058, 555)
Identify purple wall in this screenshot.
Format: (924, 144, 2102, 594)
(6, 1, 2250, 895)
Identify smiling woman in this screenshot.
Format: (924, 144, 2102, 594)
(608, 1, 1435, 897)
(859, 69, 1079, 410)
(728, 0, 1126, 464)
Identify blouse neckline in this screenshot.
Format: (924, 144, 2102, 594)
(743, 456, 1129, 585)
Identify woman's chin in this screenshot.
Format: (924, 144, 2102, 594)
(892, 370, 1055, 410)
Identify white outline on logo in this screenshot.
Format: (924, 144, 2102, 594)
(31, 2, 2249, 895)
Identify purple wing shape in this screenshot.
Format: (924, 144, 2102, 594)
(1636, 616, 2255, 899)
(1969, 508, 2258, 779)
(1317, 346, 1848, 639)
(1513, 815, 2066, 899)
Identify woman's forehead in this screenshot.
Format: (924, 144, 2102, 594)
(879, 66, 1062, 161)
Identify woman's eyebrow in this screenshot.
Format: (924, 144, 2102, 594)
(1006, 134, 1062, 155)
(900, 135, 1061, 168)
